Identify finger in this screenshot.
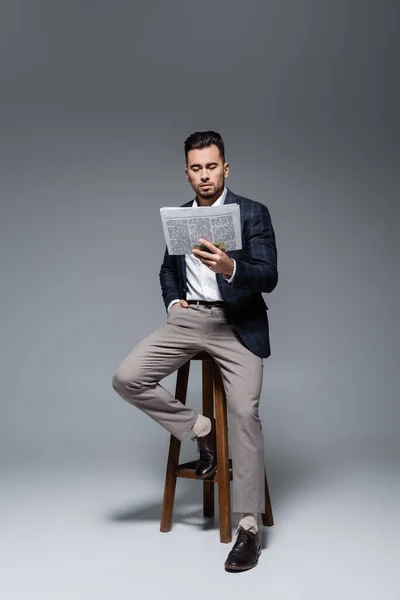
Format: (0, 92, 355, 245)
(197, 238, 220, 254)
(199, 258, 217, 268)
(180, 300, 189, 308)
(198, 255, 215, 263)
(193, 249, 218, 260)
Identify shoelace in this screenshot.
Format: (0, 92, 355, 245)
(235, 528, 255, 549)
(191, 435, 213, 461)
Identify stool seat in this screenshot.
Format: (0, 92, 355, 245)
(160, 354, 274, 543)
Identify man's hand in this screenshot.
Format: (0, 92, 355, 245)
(171, 300, 189, 309)
(192, 238, 234, 277)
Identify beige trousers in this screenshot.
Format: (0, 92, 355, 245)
(112, 303, 265, 512)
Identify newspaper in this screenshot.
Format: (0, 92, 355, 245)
(160, 203, 242, 255)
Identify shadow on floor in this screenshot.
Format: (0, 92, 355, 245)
(104, 448, 323, 547)
(106, 488, 274, 548)
(107, 487, 221, 531)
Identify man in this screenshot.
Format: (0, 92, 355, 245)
(112, 130, 278, 572)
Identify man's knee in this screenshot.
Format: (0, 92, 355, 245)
(229, 402, 260, 422)
(112, 372, 126, 394)
(112, 368, 154, 397)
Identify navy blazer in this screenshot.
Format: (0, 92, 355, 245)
(159, 188, 278, 358)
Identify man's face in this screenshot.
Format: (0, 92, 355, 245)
(185, 145, 229, 203)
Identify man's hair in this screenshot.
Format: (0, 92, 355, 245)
(184, 130, 225, 163)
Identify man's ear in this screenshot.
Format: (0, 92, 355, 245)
(184, 167, 189, 180)
(224, 162, 230, 177)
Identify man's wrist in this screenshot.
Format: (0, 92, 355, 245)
(223, 258, 235, 278)
(167, 299, 181, 312)
(223, 258, 236, 283)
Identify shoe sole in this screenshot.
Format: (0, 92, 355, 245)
(224, 549, 261, 572)
(195, 465, 218, 480)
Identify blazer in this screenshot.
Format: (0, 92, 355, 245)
(159, 188, 278, 358)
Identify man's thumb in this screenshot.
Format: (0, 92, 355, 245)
(181, 300, 189, 308)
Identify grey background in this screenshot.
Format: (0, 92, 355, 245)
(1, 1, 399, 598)
(1, 0, 398, 461)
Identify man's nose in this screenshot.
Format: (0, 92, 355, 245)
(200, 170, 209, 181)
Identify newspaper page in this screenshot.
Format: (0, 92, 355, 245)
(160, 203, 242, 255)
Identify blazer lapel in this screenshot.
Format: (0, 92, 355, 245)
(176, 198, 194, 288)
(223, 187, 237, 205)
(177, 254, 186, 287)
(216, 187, 237, 291)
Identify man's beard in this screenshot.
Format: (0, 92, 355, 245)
(197, 179, 223, 199)
(198, 186, 214, 198)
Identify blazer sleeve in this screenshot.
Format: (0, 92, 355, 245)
(230, 204, 278, 293)
(159, 246, 182, 309)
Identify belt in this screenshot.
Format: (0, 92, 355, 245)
(187, 300, 225, 308)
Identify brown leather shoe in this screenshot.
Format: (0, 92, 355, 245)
(192, 419, 217, 479)
(224, 527, 261, 572)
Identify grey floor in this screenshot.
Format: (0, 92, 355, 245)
(1, 442, 399, 600)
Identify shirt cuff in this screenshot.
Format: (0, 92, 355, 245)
(223, 259, 236, 284)
(167, 299, 181, 312)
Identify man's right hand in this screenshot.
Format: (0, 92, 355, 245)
(170, 300, 189, 310)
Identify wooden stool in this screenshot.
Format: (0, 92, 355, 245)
(160, 351, 274, 543)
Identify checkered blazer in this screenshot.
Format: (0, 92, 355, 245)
(159, 188, 278, 358)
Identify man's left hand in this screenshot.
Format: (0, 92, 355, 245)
(192, 238, 234, 277)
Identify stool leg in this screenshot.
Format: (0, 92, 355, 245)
(160, 360, 191, 533)
(213, 365, 232, 544)
(202, 361, 215, 518)
(203, 481, 215, 519)
(261, 467, 274, 527)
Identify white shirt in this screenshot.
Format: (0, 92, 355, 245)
(167, 186, 236, 311)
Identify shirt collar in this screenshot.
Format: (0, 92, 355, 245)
(192, 186, 227, 207)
